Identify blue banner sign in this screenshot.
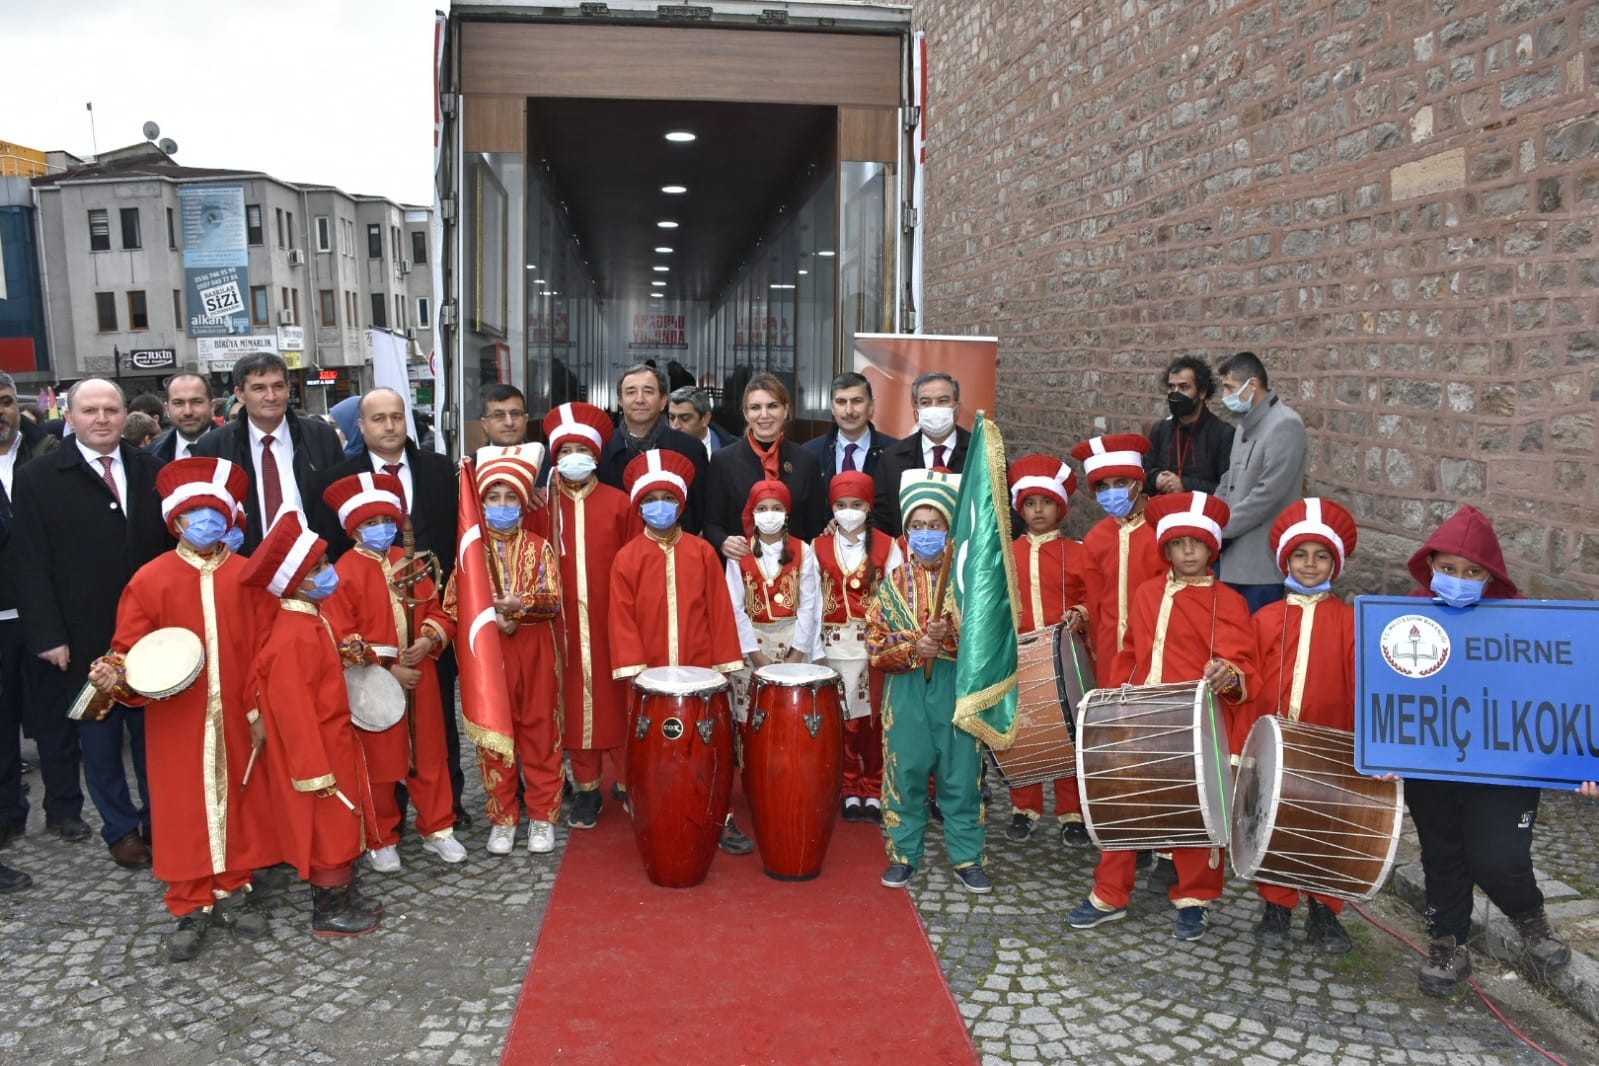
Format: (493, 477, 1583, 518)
(178, 185, 249, 338)
(1355, 595, 1597, 788)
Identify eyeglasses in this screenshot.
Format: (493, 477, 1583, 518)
(484, 410, 528, 422)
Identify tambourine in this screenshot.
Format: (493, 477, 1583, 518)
(125, 628, 206, 699)
(345, 664, 405, 732)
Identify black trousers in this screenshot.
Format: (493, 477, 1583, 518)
(0, 620, 84, 829)
(1406, 777, 1544, 941)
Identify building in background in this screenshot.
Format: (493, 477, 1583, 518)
(0, 177, 50, 376)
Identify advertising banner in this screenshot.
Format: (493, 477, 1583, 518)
(178, 185, 249, 338)
(126, 348, 176, 371)
(852, 333, 998, 439)
(1354, 596, 1599, 788)
(198, 334, 278, 371)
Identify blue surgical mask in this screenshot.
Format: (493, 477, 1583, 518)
(1430, 571, 1486, 609)
(1284, 575, 1333, 595)
(907, 528, 947, 560)
(359, 520, 398, 553)
(485, 504, 522, 532)
(641, 500, 680, 531)
(222, 526, 245, 553)
(180, 507, 228, 550)
(1221, 380, 1254, 415)
(304, 566, 340, 601)
(1095, 486, 1135, 519)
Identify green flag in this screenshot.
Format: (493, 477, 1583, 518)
(951, 412, 1021, 748)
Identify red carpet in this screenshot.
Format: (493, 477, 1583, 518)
(502, 792, 977, 1065)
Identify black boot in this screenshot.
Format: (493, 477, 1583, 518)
(1511, 907, 1572, 971)
(214, 886, 270, 940)
(165, 911, 212, 962)
(1253, 902, 1292, 950)
(1418, 934, 1471, 997)
(312, 885, 381, 938)
(348, 872, 385, 919)
(1305, 899, 1353, 955)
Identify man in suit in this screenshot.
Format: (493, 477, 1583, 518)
(596, 364, 707, 531)
(481, 383, 532, 447)
(189, 353, 344, 551)
(871, 372, 972, 537)
(668, 386, 735, 461)
(803, 372, 898, 500)
(11, 379, 173, 868)
(147, 374, 214, 462)
(313, 388, 468, 824)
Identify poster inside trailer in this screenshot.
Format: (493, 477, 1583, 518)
(1354, 596, 1599, 789)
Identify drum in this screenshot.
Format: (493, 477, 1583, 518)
(345, 665, 406, 732)
(124, 628, 206, 699)
(986, 625, 1094, 786)
(627, 666, 736, 889)
(745, 663, 845, 881)
(1076, 681, 1232, 851)
(1231, 717, 1405, 901)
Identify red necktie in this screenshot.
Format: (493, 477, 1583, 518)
(383, 463, 402, 478)
(842, 443, 858, 472)
(932, 444, 947, 469)
(97, 456, 121, 508)
(260, 434, 283, 527)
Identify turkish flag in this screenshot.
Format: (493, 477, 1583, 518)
(454, 458, 515, 758)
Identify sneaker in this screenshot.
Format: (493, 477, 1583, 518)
(486, 824, 517, 855)
(1060, 821, 1092, 849)
(881, 862, 915, 888)
(422, 832, 468, 864)
(1006, 812, 1036, 841)
(1254, 902, 1292, 951)
(842, 797, 864, 822)
(719, 817, 754, 856)
(366, 845, 401, 873)
(1173, 905, 1208, 941)
(954, 865, 993, 894)
(1306, 899, 1353, 955)
(1418, 935, 1471, 997)
(1511, 908, 1572, 971)
(1067, 897, 1127, 929)
(863, 798, 883, 823)
(527, 821, 556, 854)
(567, 789, 601, 830)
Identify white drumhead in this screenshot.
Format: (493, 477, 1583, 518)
(1229, 716, 1283, 879)
(346, 665, 406, 732)
(125, 627, 206, 699)
(1192, 683, 1232, 847)
(636, 665, 729, 695)
(753, 662, 840, 686)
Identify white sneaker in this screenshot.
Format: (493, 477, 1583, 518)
(486, 824, 516, 855)
(366, 845, 401, 873)
(422, 832, 468, 864)
(527, 820, 556, 854)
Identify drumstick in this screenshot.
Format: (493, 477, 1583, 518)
(333, 788, 358, 813)
(240, 746, 260, 791)
(923, 540, 955, 680)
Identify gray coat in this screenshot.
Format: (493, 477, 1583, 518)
(1215, 391, 1307, 585)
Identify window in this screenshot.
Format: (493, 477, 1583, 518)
(367, 223, 383, 259)
(172, 289, 182, 326)
(416, 296, 430, 329)
(346, 290, 357, 324)
(411, 230, 427, 264)
(286, 211, 294, 249)
(315, 216, 331, 252)
(95, 292, 117, 331)
(370, 292, 387, 328)
(246, 204, 263, 246)
(251, 286, 270, 327)
(291, 288, 300, 325)
(120, 208, 141, 249)
(395, 294, 404, 329)
(391, 226, 401, 263)
(166, 207, 177, 249)
(128, 290, 149, 330)
(88, 209, 110, 251)
(281, 287, 291, 317)
(318, 288, 336, 325)
(342, 218, 355, 257)
(275, 208, 285, 248)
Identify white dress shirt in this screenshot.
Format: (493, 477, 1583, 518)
(920, 432, 956, 470)
(834, 428, 872, 476)
(174, 433, 202, 461)
(369, 451, 415, 514)
(725, 539, 824, 660)
(246, 417, 302, 522)
(76, 438, 128, 513)
(0, 441, 17, 500)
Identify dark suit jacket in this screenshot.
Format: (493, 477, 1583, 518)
(11, 441, 173, 687)
(701, 437, 828, 558)
(801, 423, 899, 502)
(311, 442, 459, 580)
(146, 425, 206, 463)
(871, 426, 972, 537)
(596, 421, 709, 533)
(0, 420, 60, 614)
(189, 409, 345, 551)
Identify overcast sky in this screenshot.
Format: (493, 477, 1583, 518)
(5, 0, 440, 204)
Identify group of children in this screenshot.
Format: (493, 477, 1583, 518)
(84, 407, 1576, 999)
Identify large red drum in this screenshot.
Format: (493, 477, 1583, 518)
(745, 663, 844, 881)
(627, 667, 735, 888)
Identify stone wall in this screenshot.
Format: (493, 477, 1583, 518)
(912, 0, 1599, 596)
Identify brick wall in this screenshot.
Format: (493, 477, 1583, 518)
(912, 0, 1599, 597)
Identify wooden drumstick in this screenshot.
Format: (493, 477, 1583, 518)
(923, 540, 955, 680)
(240, 746, 260, 792)
(333, 788, 358, 813)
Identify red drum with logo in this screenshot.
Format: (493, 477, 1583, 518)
(745, 663, 845, 881)
(627, 667, 735, 888)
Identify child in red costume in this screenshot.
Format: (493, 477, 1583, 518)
(726, 478, 824, 717)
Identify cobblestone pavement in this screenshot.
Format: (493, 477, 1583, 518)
(1, 735, 1595, 1064)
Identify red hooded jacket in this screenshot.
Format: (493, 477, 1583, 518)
(1406, 505, 1521, 600)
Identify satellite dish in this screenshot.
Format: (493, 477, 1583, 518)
(142, 121, 160, 140)
(159, 138, 178, 155)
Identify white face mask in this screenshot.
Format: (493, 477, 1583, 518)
(917, 405, 956, 438)
(753, 510, 788, 536)
(557, 452, 597, 482)
(834, 508, 867, 533)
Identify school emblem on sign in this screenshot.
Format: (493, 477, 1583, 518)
(1380, 614, 1450, 678)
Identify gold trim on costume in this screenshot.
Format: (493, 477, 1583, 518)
(179, 545, 231, 876)
(294, 773, 336, 792)
(1286, 592, 1324, 721)
(1114, 513, 1146, 652)
(280, 599, 319, 616)
(565, 484, 597, 746)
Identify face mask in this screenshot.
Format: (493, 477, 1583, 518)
(485, 505, 522, 532)
(641, 500, 680, 531)
(907, 528, 947, 560)
(917, 406, 956, 439)
(222, 526, 245, 553)
(1167, 391, 1199, 418)
(1284, 575, 1333, 596)
(1221, 380, 1254, 415)
(1096, 486, 1135, 519)
(834, 508, 867, 533)
(304, 566, 340, 602)
(359, 520, 398, 553)
(753, 510, 787, 536)
(557, 452, 597, 483)
(1431, 571, 1486, 609)
(180, 507, 228, 550)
